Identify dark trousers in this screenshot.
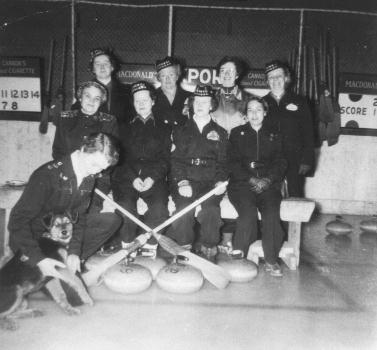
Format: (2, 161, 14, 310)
(228, 185, 284, 264)
(113, 181, 169, 244)
(168, 183, 223, 248)
(285, 151, 305, 198)
(81, 212, 122, 260)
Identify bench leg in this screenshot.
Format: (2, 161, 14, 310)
(0, 208, 12, 268)
(287, 221, 302, 267)
(281, 253, 297, 270)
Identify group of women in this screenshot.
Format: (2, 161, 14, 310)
(12, 49, 314, 278)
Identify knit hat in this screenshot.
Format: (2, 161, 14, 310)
(90, 48, 111, 64)
(265, 60, 287, 75)
(131, 81, 152, 95)
(194, 85, 213, 97)
(155, 56, 177, 72)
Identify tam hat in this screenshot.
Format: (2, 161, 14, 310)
(194, 85, 213, 97)
(265, 60, 286, 75)
(155, 56, 177, 72)
(131, 81, 152, 95)
(90, 48, 111, 63)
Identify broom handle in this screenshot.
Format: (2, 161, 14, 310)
(95, 189, 151, 232)
(82, 233, 149, 286)
(154, 181, 228, 232)
(95, 181, 228, 235)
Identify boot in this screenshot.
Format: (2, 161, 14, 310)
(218, 232, 233, 254)
(174, 244, 192, 264)
(198, 245, 217, 263)
(138, 243, 158, 259)
(121, 241, 138, 258)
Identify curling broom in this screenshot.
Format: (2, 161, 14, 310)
(93, 184, 231, 289)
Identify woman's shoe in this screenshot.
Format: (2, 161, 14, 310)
(265, 262, 283, 277)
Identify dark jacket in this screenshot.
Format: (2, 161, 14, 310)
(112, 116, 171, 187)
(212, 86, 252, 134)
(52, 109, 119, 161)
(8, 156, 96, 265)
(152, 86, 191, 127)
(171, 118, 229, 184)
(228, 123, 287, 189)
(263, 91, 314, 167)
(72, 78, 133, 125)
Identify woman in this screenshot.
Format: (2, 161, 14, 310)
(212, 56, 252, 135)
(72, 48, 132, 125)
(9, 133, 121, 276)
(53, 81, 119, 160)
(228, 96, 287, 276)
(152, 56, 191, 128)
(263, 60, 314, 197)
(53, 81, 119, 215)
(168, 85, 228, 262)
(111, 81, 171, 257)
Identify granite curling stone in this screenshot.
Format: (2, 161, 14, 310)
(359, 217, 377, 234)
(155, 263, 204, 294)
(133, 256, 167, 280)
(104, 262, 152, 294)
(217, 256, 258, 283)
(84, 253, 107, 271)
(325, 216, 353, 235)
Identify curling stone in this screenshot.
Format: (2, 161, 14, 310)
(155, 263, 204, 294)
(84, 253, 108, 271)
(325, 216, 353, 235)
(360, 216, 377, 234)
(104, 262, 152, 294)
(133, 256, 167, 279)
(217, 256, 258, 283)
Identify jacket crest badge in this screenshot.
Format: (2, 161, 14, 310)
(207, 130, 220, 141)
(286, 103, 298, 111)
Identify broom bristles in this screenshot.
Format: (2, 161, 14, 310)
(152, 233, 230, 289)
(153, 233, 185, 255)
(179, 251, 231, 289)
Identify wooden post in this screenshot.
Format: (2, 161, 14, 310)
(168, 5, 173, 56)
(71, 0, 76, 98)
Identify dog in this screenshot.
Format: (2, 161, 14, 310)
(0, 212, 93, 331)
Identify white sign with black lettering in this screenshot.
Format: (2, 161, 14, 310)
(339, 93, 377, 128)
(0, 77, 41, 112)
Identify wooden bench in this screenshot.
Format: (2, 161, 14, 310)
(135, 195, 315, 270)
(246, 198, 315, 270)
(0, 186, 25, 267)
(0, 187, 315, 271)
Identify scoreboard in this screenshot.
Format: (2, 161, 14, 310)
(0, 57, 42, 117)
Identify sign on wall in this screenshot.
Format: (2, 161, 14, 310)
(0, 57, 42, 113)
(339, 72, 377, 129)
(117, 64, 269, 96)
(117, 65, 377, 131)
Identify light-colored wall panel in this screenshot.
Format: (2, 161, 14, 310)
(1, 121, 377, 215)
(0, 121, 55, 184)
(305, 135, 377, 214)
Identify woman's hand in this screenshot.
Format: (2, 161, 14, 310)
(133, 177, 144, 192)
(37, 258, 66, 278)
(214, 181, 227, 195)
(178, 180, 192, 197)
(66, 254, 81, 274)
(142, 177, 154, 192)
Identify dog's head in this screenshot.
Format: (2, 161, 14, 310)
(41, 212, 77, 246)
